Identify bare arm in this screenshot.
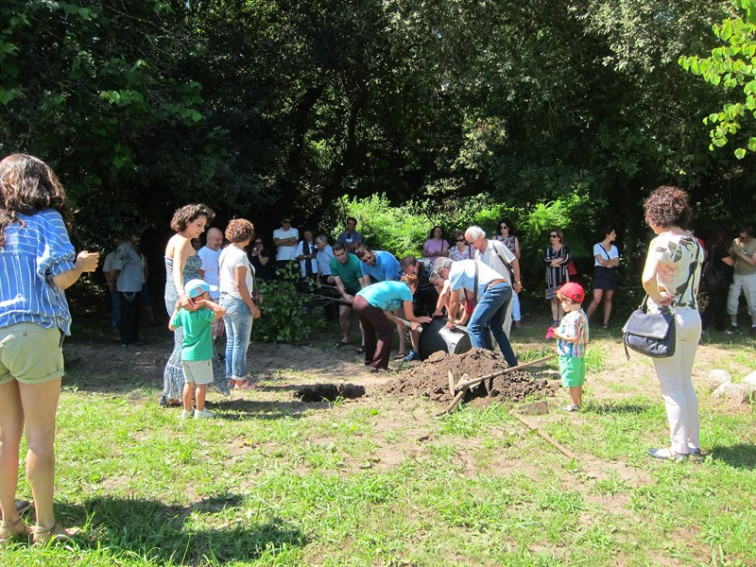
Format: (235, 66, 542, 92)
(641, 254, 671, 306)
(52, 251, 100, 290)
(235, 266, 261, 318)
(194, 299, 227, 320)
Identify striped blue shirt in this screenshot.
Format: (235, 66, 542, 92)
(0, 209, 76, 335)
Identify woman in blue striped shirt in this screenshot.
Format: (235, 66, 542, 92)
(0, 154, 99, 544)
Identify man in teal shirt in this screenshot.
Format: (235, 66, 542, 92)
(330, 242, 368, 347)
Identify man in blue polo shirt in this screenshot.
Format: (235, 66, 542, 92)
(356, 246, 401, 283)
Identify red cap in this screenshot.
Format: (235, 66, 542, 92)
(558, 282, 585, 303)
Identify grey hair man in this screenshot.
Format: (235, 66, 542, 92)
(464, 225, 522, 336)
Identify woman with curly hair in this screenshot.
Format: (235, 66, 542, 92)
(219, 219, 261, 389)
(642, 186, 703, 461)
(162, 203, 227, 405)
(0, 154, 99, 543)
(422, 226, 449, 260)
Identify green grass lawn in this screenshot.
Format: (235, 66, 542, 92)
(3, 316, 755, 566)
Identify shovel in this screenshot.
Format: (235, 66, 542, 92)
(438, 354, 555, 416)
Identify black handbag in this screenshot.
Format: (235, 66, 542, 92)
(622, 296, 676, 359)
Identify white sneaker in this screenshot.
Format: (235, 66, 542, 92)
(179, 410, 192, 419)
(564, 404, 581, 412)
(194, 408, 216, 419)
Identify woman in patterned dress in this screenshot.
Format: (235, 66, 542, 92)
(544, 228, 571, 326)
(642, 186, 703, 460)
(161, 203, 216, 406)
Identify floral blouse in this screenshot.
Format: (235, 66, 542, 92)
(646, 231, 703, 312)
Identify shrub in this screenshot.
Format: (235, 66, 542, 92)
(252, 279, 327, 344)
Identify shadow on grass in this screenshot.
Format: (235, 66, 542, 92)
(60, 495, 306, 564)
(214, 397, 317, 420)
(707, 444, 756, 470)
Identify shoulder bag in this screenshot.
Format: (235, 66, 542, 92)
(622, 240, 700, 359)
(622, 295, 676, 360)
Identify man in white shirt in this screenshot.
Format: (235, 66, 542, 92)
(198, 227, 225, 344)
(198, 227, 223, 300)
(465, 225, 522, 336)
(273, 216, 299, 279)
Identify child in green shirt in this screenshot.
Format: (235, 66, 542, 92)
(169, 279, 226, 419)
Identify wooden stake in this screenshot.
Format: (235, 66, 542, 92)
(511, 412, 576, 459)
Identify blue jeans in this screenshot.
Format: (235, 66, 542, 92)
(221, 296, 253, 380)
(467, 282, 518, 367)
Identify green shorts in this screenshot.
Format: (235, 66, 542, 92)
(181, 359, 214, 385)
(558, 355, 585, 388)
(0, 323, 65, 386)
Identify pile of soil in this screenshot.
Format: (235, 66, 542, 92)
(383, 348, 557, 404)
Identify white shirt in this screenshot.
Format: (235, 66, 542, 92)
(295, 239, 319, 277)
(219, 245, 254, 300)
(273, 227, 299, 261)
(197, 245, 222, 299)
(474, 239, 515, 283)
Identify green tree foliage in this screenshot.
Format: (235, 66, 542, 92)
(680, 0, 756, 158)
(0, 1, 207, 240)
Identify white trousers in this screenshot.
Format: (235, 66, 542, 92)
(652, 307, 701, 455)
(726, 272, 756, 319)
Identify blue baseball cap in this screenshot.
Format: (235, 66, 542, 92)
(184, 279, 218, 299)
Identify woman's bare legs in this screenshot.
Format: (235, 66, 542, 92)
(0, 381, 24, 526)
(18, 378, 61, 529)
(586, 289, 604, 320)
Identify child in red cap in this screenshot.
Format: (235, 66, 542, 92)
(548, 282, 589, 411)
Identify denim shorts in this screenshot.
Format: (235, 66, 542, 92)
(0, 323, 65, 385)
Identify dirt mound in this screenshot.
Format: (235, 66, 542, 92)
(383, 348, 557, 404)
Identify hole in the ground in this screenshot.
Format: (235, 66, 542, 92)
(294, 383, 366, 402)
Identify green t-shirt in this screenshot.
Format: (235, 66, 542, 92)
(171, 308, 216, 361)
(329, 253, 363, 293)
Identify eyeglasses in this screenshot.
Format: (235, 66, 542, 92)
(549, 234, 559, 238)
(500, 225, 508, 230)
(456, 238, 465, 242)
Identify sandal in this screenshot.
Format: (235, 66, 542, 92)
(0, 517, 28, 545)
(335, 340, 348, 347)
(393, 352, 408, 360)
(31, 522, 79, 545)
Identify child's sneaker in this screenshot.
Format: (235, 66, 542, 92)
(194, 408, 216, 419)
(179, 410, 192, 419)
(564, 404, 581, 412)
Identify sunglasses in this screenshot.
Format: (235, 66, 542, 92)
(456, 238, 465, 242)
(549, 234, 559, 238)
(500, 225, 508, 230)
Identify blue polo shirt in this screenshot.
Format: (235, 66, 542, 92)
(0, 210, 76, 335)
(360, 250, 400, 282)
(357, 280, 412, 311)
